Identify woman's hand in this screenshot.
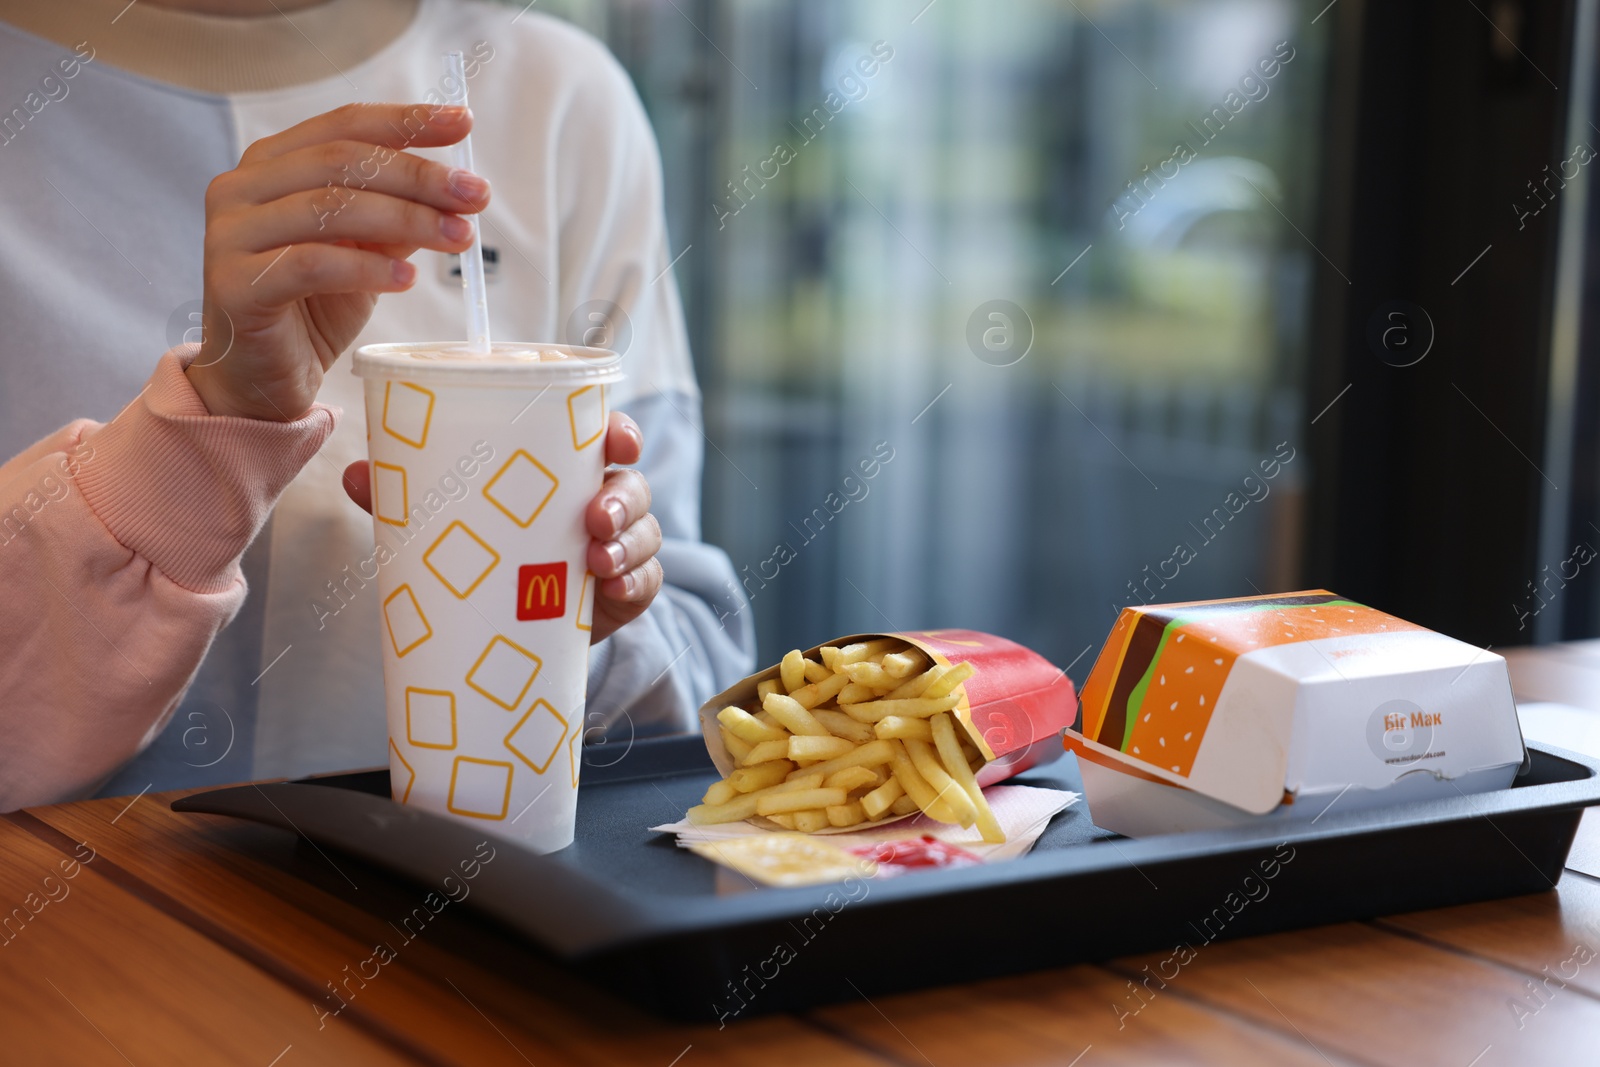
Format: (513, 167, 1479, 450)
(582, 412, 664, 643)
(185, 102, 491, 421)
(340, 412, 664, 644)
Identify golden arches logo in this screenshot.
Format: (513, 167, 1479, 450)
(517, 562, 568, 621)
(525, 573, 560, 610)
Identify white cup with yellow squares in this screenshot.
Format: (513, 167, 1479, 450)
(353, 342, 622, 852)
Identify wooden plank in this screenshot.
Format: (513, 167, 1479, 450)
(1114, 919, 1600, 1067)
(809, 965, 1358, 1066)
(1380, 876, 1600, 1003)
(0, 815, 409, 1066)
(22, 794, 894, 1067)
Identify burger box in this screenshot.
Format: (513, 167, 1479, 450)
(1064, 591, 1529, 837)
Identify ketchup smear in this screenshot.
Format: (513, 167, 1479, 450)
(847, 835, 982, 876)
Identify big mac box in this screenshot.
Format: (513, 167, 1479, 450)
(1064, 591, 1527, 837)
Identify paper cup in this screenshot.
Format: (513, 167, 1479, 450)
(352, 342, 622, 852)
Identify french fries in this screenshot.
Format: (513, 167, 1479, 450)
(875, 715, 933, 742)
(812, 709, 878, 743)
(861, 776, 905, 819)
(802, 660, 834, 684)
(904, 738, 979, 828)
(718, 706, 786, 745)
(924, 663, 975, 699)
(720, 729, 754, 762)
(780, 649, 808, 692)
(932, 712, 1005, 843)
(727, 761, 794, 793)
(794, 810, 831, 833)
(842, 694, 961, 723)
(828, 801, 866, 827)
(843, 662, 895, 687)
(689, 639, 1005, 839)
(756, 788, 847, 816)
(763, 692, 831, 735)
(838, 682, 878, 705)
(824, 766, 882, 792)
(788, 735, 858, 762)
(881, 651, 923, 678)
(741, 739, 790, 766)
(885, 663, 955, 700)
(786, 672, 851, 710)
(889, 738, 961, 824)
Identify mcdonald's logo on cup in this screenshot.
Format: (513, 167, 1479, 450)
(516, 562, 568, 621)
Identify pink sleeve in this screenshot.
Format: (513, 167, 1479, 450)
(0, 351, 337, 810)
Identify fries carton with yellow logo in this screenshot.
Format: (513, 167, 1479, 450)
(697, 630, 1077, 833)
(1065, 591, 1527, 837)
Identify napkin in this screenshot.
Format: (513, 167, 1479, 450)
(651, 784, 1078, 885)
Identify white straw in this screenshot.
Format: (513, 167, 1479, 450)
(444, 51, 490, 355)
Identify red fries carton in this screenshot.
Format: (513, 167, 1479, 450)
(698, 629, 1078, 830)
(1065, 591, 1527, 836)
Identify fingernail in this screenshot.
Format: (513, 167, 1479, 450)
(436, 105, 470, 124)
(605, 541, 626, 573)
(392, 259, 416, 285)
(622, 571, 638, 597)
(449, 168, 489, 200)
(440, 215, 472, 241)
(604, 498, 626, 535)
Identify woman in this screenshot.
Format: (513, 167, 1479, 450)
(0, 0, 752, 808)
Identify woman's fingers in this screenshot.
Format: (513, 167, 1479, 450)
(586, 466, 651, 542)
(214, 186, 475, 258)
(343, 240, 421, 261)
(584, 463, 659, 588)
(341, 461, 373, 513)
(598, 557, 664, 605)
(239, 102, 472, 164)
(189, 104, 478, 423)
(589, 510, 661, 580)
(602, 411, 644, 466)
(223, 140, 490, 216)
(236, 243, 415, 309)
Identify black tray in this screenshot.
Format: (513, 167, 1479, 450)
(174, 735, 1600, 1021)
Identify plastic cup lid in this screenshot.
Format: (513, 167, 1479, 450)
(352, 342, 623, 386)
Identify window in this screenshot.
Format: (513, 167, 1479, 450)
(556, 0, 1332, 669)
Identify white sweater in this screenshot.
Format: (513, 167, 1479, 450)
(0, 0, 752, 792)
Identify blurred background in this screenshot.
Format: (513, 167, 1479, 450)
(534, 0, 1329, 670)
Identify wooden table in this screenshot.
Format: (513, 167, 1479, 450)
(5, 645, 1600, 1066)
